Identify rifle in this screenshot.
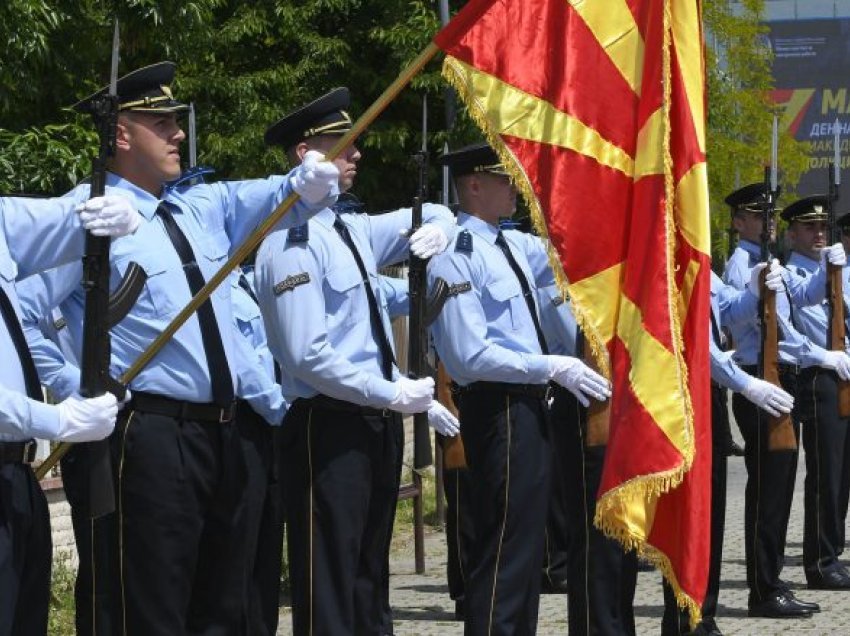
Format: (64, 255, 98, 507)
(67, 21, 148, 513)
(409, 96, 434, 471)
(826, 120, 850, 416)
(760, 116, 796, 451)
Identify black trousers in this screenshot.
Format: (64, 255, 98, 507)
(797, 368, 850, 580)
(550, 387, 637, 636)
(237, 402, 284, 636)
(70, 401, 258, 635)
(661, 384, 729, 634)
(443, 465, 476, 603)
(733, 368, 799, 605)
(283, 399, 403, 636)
(543, 413, 570, 589)
(457, 389, 552, 636)
(0, 462, 51, 636)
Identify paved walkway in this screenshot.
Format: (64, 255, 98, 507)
(277, 439, 849, 635)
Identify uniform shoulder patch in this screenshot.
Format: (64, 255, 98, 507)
(287, 224, 309, 243)
(796, 267, 808, 278)
(53, 316, 67, 331)
(274, 272, 311, 295)
(551, 294, 567, 307)
(456, 230, 473, 253)
(447, 281, 472, 297)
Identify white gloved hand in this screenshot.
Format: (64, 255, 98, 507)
(741, 377, 794, 417)
(55, 392, 119, 442)
(427, 400, 460, 437)
(406, 224, 449, 259)
(76, 194, 141, 237)
(290, 150, 340, 204)
(822, 350, 850, 380)
(548, 355, 611, 407)
(389, 376, 435, 414)
(822, 242, 847, 267)
(747, 260, 783, 298)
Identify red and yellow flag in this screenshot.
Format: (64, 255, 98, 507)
(436, 0, 711, 621)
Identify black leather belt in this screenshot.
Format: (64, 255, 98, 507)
(451, 381, 550, 399)
(741, 363, 800, 377)
(129, 391, 235, 423)
(296, 394, 393, 417)
(0, 439, 37, 465)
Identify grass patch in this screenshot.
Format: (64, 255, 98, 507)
(48, 552, 76, 635)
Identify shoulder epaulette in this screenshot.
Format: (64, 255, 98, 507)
(456, 230, 473, 253)
(288, 224, 309, 243)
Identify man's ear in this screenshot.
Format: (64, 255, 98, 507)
(294, 142, 311, 164)
(115, 118, 131, 153)
(731, 215, 745, 233)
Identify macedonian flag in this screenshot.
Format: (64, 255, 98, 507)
(435, 0, 712, 621)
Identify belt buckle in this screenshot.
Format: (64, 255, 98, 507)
(219, 403, 234, 423)
(23, 439, 37, 464)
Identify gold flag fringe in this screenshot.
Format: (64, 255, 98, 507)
(441, 0, 701, 623)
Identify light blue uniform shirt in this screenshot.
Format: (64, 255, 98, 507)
(537, 284, 577, 357)
(256, 203, 455, 406)
(710, 271, 755, 393)
(723, 240, 827, 367)
(0, 196, 93, 441)
(16, 170, 327, 404)
(427, 212, 554, 387)
(379, 275, 409, 318)
(230, 268, 287, 425)
(785, 252, 835, 352)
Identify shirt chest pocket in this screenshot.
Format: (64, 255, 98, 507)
(196, 231, 230, 301)
(486, 277, 523, 330)
(113, 256, 176, 320)
(0, 258, 18, 285)
(324, 267, 363, 329)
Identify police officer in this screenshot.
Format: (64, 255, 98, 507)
(537, 282, 635, 635)
(0, 193, 140, 636)
(722, 183, 844, 618)
(255, 87, 459, 635)
(784, 195, 850, 589)
(227, 265, 288, 635)
(15, 61, 339, 635)
(428, 143, 611, 635)
(661, 267, 795, 635)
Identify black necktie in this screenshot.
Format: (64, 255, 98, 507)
(0, 284, 43, 401)
(333, 215, 396, 380)
(710, 305, 723, 349)
(156, 203, 234, 406)
(494, 231, 550, 355)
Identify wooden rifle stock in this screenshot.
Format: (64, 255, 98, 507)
(436, 361, 466, 470)
(827, 263, 850, 416)
(761, 270, 796, 450)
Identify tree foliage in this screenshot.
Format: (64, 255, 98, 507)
(0, 0, 808, 232)
(704, 0, 810, 262)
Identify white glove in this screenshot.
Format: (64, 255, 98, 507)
(389, 376, 435, 414)
(405, 224, 449, 259)
(822, 242, 847, 267)
(747, 260, 783, 298)
(55, 392, 119, 442)
(548, 355, 611, 407)
(427, 400, 460, 437)
(822, 350, 850, 381)
(290, 150, 340, 204)
(76, 194, 141, 237)
(741, 377, 794, 417)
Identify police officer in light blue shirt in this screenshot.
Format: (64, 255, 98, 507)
(0, 192, 141, 636)
(255, 87, 459, 636)
(428, 143, 610, 636)
(663, 269, 795, 636)
(721, 183, 828, 618)
(14, 62, 339, 635)
(784, 195, 850, 591)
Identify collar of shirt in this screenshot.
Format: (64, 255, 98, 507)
(313, 207, 339, 230)
(457, 211, 500, 245)
(738, 239, 762, 259)
(105, 172, 161, 220)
